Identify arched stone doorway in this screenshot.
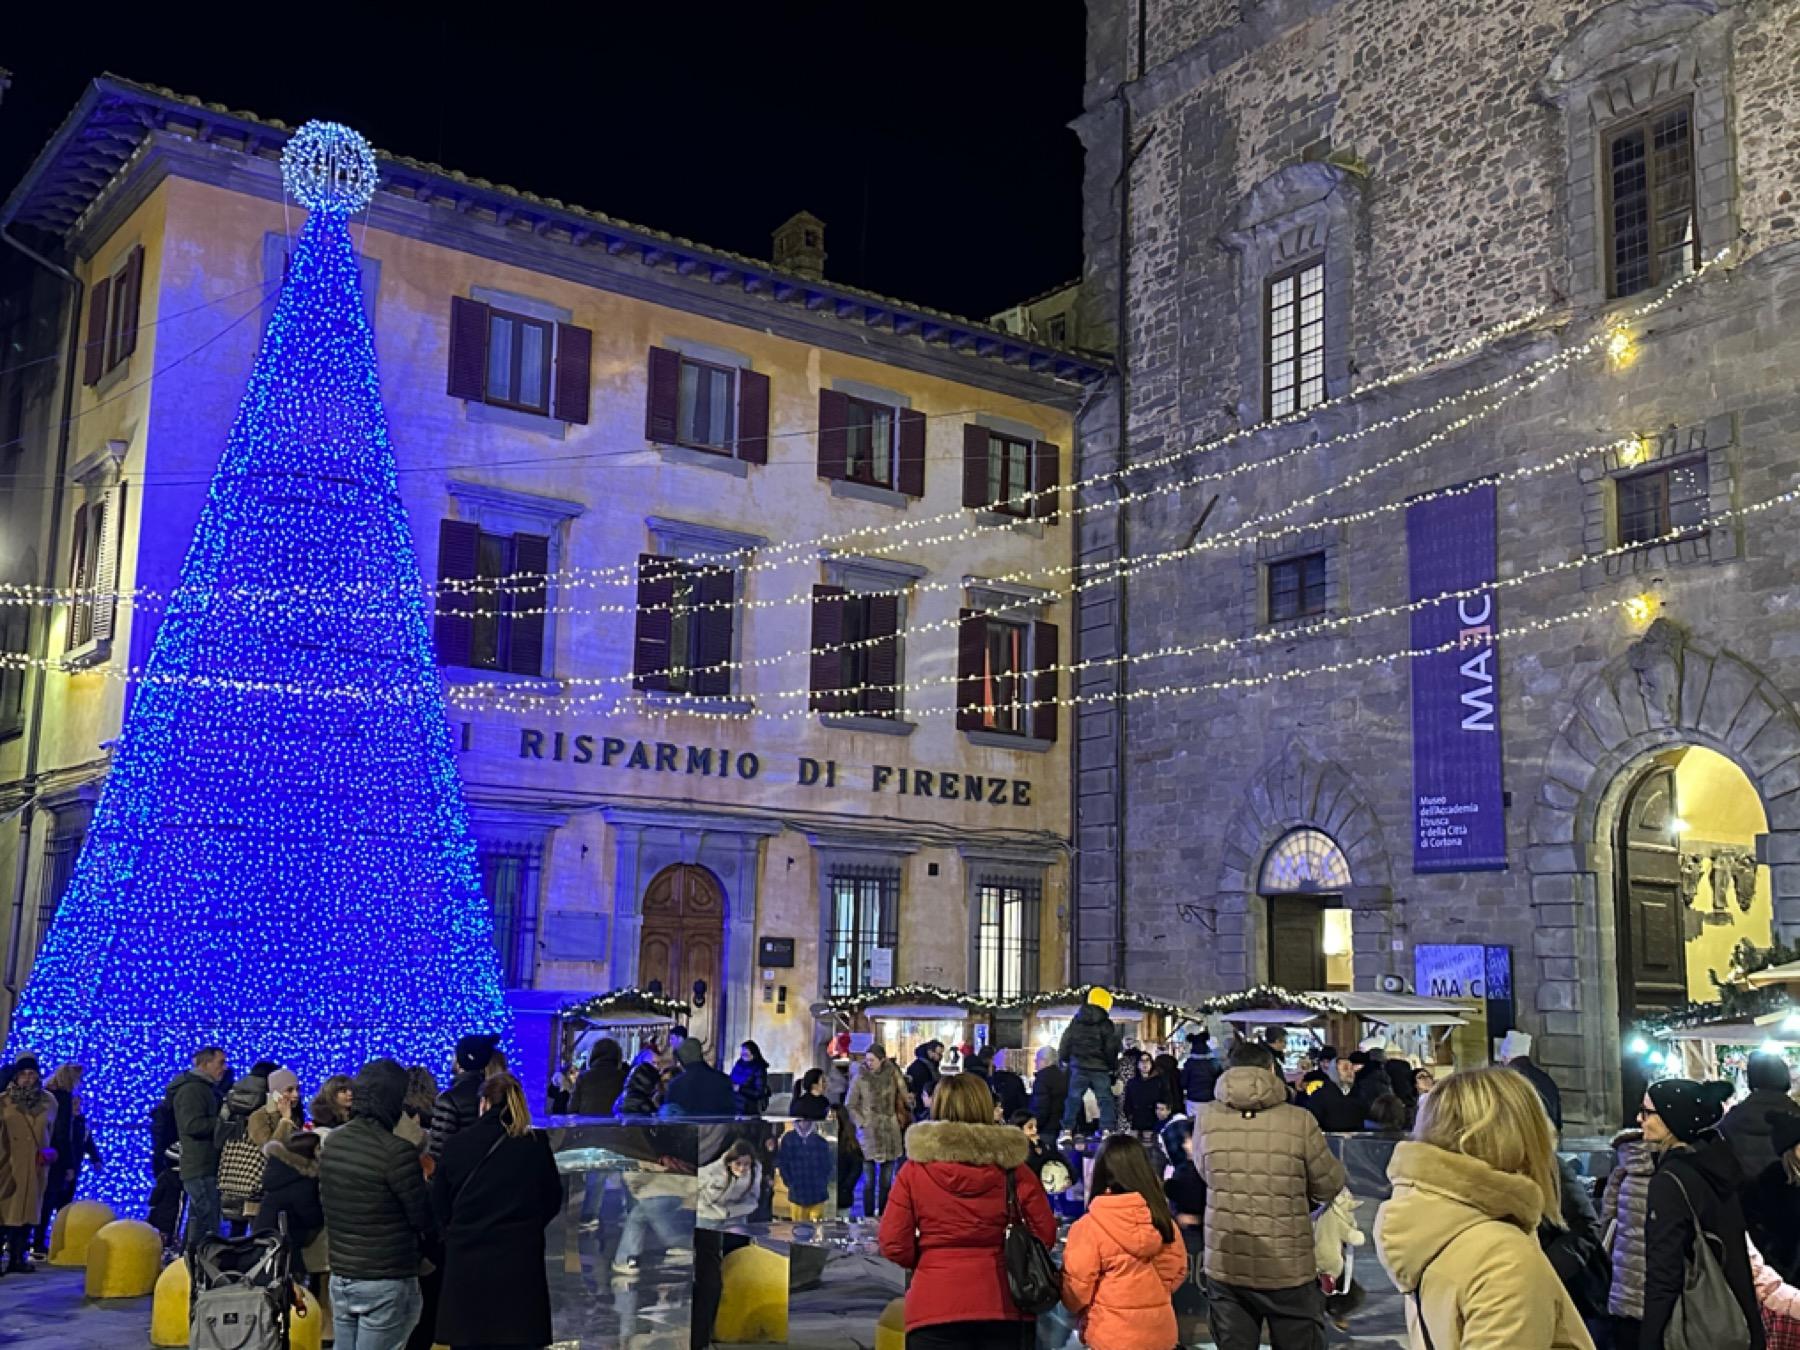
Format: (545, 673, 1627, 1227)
(638, 863, 725, 1047)
(1259, 828, 1356, 993)
(1528, 621, 1800, 1127)
(1212, 740, 1394, 990)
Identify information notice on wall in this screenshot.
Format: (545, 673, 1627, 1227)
(1407, 483, 1508, 873)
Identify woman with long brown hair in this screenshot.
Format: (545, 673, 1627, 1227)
(877, 1072, 1056, 1348)
(431, 1073, 563, 1349)
(1062, 1134, 1188, 1350)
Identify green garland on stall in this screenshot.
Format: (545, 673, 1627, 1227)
(818, 983, 1001, 1017)
(1000, 985, 1195, 1020)
(558, 987, 691, 1021)
(1195, 985, 1349, 1017)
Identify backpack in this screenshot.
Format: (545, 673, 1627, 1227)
(1661, 1172, 1752, 1350)
(215, 1078, 265, 1149)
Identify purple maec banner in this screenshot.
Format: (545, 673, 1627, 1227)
(1407, 483, 1507, 873)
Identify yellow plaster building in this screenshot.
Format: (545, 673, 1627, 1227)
(0, 80, 1107, 1086)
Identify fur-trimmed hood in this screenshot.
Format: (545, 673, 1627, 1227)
(264, 1135, 320, 1178)
(902, 1120, 1029, 1169)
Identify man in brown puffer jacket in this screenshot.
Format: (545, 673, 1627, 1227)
(1194, 1040, 1346, 1350)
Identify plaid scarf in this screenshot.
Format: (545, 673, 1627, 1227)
(5, 1081, 47, 1114)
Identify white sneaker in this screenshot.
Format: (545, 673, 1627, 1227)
(611, 1258, 640, 1277)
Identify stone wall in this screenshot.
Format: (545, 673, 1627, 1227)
(1074, 0, 1800, 1126)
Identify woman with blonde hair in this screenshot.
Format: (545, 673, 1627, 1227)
(1375, 1065, 1595, 1349)
(431, 1073, 562, 1349)
(877, 1072, 1056, 1348)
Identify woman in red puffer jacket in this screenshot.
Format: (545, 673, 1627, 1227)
(878, 1073, 1057, 1349)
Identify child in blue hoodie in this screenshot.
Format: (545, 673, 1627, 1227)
(776, 1118, 834, 1221)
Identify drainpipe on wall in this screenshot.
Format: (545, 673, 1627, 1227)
(1110, 80, 1133, 990)
(0, 222, 82, 1022)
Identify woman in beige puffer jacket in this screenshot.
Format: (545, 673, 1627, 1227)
(1375, 1066, 1595, 1350)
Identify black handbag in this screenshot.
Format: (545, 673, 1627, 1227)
(1002, 1166, 1062, 1314)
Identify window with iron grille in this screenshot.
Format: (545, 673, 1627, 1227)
(1615, 459, 1709, 546)
(35, 828, 83, 954)
(974, 875, 1041, 1001)
(1605, 102, 1698, 299)
(479, 840, 542, 987)
(1266, 261, 1326, 418)
(826, 863, 900, 997)
(1266, 551, 1328, 624)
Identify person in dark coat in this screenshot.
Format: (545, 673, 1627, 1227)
(659, 1039, 737, 1118)
(1639, 1077, 1764, 1350)
(1058, 988, 1124, 1132)
(989, 1050, 1029, 1121)
(1300, 1071, 1365, 1132)
(1028, 1048, 1068, 1138)
(730, 1041, 770, 1116)
(432, 1073, 563, 1350)
(906, 1041, 943, 1120)
(1538, 1154, 1607, 1320)
(1124, 1052, 1172, 1132)
(429, 1033, 499, 1160)
(257, 1132, 324, 1268)
(1500, 1030, 1564, 1134)
(1721, 1052, 1800, 1182)
(614, 1045, 666, 1116)
(319, 1058, 439, 1346)
(572, 1039, 626, 1117)
(1181, 1033, 1223, 1109)
(36, 1063, 102, 1256)
(1744, 1110, 1800, 1285)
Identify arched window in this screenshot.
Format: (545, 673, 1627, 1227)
(1259, 828, 1351, 894)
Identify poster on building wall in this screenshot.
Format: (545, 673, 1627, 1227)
(1407, 482, 1507, 873)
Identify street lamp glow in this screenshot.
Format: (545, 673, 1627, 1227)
(1628, 1036, 1650, 1056)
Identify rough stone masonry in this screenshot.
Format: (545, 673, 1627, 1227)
(1071, 0, 1800, 1129)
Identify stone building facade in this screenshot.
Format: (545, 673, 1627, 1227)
(1072, 0, 1800, 1126)
(0, 79, 1103, 1092)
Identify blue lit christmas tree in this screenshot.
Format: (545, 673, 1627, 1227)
(8, 124, 508, 1205)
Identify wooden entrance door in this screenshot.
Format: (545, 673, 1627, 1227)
(639, 864, 724, 1047)
(1615, 764, 1688, 1019)
(1268, 895, 1327, 992)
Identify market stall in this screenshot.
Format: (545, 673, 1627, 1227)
(1003, 985, 1197, 1060)
(551, 987, 690, 1091)
(812, 984, 997, 1062)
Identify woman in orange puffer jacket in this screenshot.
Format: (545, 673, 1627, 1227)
(1062, 1135, 1189, 1350)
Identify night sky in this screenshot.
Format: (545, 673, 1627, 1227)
(0, 6, 1088, 320)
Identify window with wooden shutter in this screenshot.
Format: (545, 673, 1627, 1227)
(66, 504, 94, 649)
(506, 533, 551, 677)
(552, 323, 592, 425)
(809, 585, 848, 712)
(645, 348, 682, 444)
(736, 369, 770, 464)
(82, 278, 111, 387)
(1030, 441, 1061, 522)
(676, 357, 736, 453)
(817, 389, 850, 483)
(1029, 620, 1059, 742)
(113, 247, 144, 366)
(632, 554, 677, 692)
(962, 426, 991, 508)
(483, 308, 553, 414)
(896, 409, 926, 498)
(433, 519, 482, 668)
(955, 608, 988, 731)
(693, 570, 737, 696)
(863, 592, 901, 717)
(88, 483, 124, 644)
(447, 297, 490, 401)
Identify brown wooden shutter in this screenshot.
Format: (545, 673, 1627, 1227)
(506, 533, 551, 677)
(66, 504, 91, 648)
(90, 482, 126, 644)
(632, 554, 677, 691)
(433, 519, 481, 667)
(865, 592, 902, 717)
(693, 569, 737, 696)
(552, 324, 592, 424)
(447, 297, 490, 400)
(956, 608, 989, 731)
(809, 584, 848, 713)
(817, 388, 849, 482)
(737, 369, 770, 463)
(897, 409, 926, 497)
(645, 347, 681, 443)
(1030, 620, 1059, 742)
(83, 278, 111, 386)
(1031, 440, 1062, 522)
(116, 246, 145, 362)
(962, 425, 991, 508)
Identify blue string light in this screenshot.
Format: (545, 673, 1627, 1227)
(6, 162, 507, 1209)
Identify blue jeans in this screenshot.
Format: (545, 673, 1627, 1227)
(1061, 1067, 1118, 1131)
(861, 1159, 897, 1217)
(614, 1194, 688, 1266)
(330, 1275, 422, 1350)
(182, 1175, 221, 1252)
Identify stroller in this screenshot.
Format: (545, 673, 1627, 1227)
(187, 1221, 296, 1350)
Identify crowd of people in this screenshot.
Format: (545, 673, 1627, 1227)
(12, 995, 1800, 1350)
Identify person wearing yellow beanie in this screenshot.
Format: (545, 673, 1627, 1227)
(1087, 987, 1115, 1011)
(1060, 988, 1124, 1134)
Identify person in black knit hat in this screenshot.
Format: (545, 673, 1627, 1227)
(1640, 1076, 1764, 1350)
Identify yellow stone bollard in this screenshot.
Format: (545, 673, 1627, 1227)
(150, 1258, 191, 1347)
(714, 1242, 789, 1344)
(47, 1199, 116, 1267)
(83, 1218, 162, 1299)
(875, 1295, 907, 1350)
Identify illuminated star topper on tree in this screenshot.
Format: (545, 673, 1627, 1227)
(7, 121, 507, 1208)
